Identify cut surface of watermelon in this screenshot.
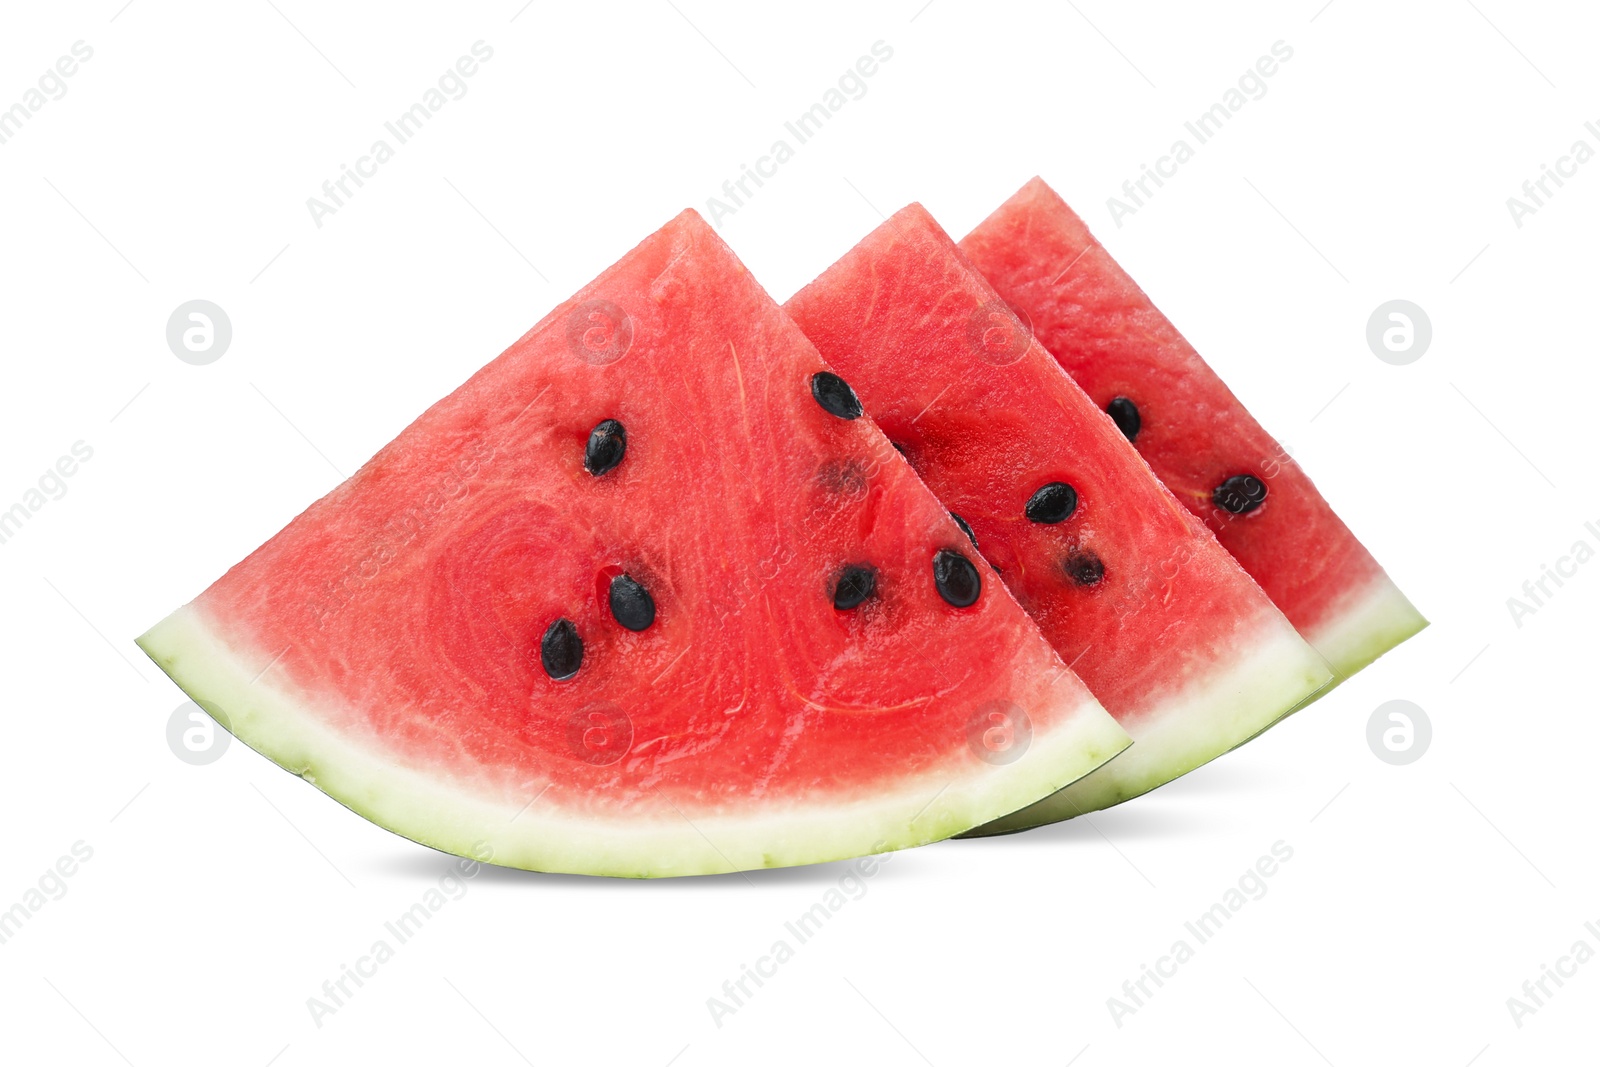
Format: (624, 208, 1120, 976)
(960, 177, 1426, 679)
(138, 210, 1131, 877)
(784, 205, 1332, 828)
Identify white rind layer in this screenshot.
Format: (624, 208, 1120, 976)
(137, 603, 1132, 878)
(1305, 570, 1428, 681)
(966, 613, 1332, 834)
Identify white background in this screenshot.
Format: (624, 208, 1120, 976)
(0, 1, 1595, 1063)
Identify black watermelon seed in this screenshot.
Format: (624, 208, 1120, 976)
(1213, 474, 1267, 515)
(810, 371, 863, 420)
(585, 419, 627, 476)
(933, 548, 982, 608)
(1064, 551, 1105, 587)
(608, 574, 656, 632)
(950, 512, 979, 550)
(541, 618, 583, 680)
(1106, 397, 1141, 442)
(1025, 482, 1079, 524)
(584, 419, 627, 476)
(832, 565, 877, 610)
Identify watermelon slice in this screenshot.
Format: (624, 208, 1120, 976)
(784, 205, 1333, 829)
(137, 209, 1132, 877)
(959, 177, 1427, 679)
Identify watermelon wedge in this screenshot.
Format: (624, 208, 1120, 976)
(137, 209, 1132, 877)
(959, 177, 1427, 679)
(784, 205, 1333, 829)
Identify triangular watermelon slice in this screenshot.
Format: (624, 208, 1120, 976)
(960, 177, 1427, 679)
(784, 205, 1333, 830)
(137, 210, 1131, 877)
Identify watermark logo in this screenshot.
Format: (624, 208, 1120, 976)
(565, 703, 632, 766)
(167, 701, 230, 766)
(566, 299, 633, 365)
(1366, 300, 1430, 365)
(966, 700, 1032, 765)
(1366, 700, 1430, 765)
(966, 300, 1032, 366)
(166, 300, 232, 365)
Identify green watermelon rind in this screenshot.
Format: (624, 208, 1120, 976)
(138, 603, 1133, 878)
(1306, 571, 1428, 682)
(1250, 572, 1430, 726)
(958, 177, 1429, 697)
(963, 609, 1331, 834)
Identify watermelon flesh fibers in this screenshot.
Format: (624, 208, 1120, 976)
(785, 205, 1333, 829)
(137, 210, 1133, 876)
(960, 177, 1427, 680)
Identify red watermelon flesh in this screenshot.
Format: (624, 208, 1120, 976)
(960, 177, 1426, 679)
(137, 210, 1131, 877)
(784, 205, 1332, 828)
